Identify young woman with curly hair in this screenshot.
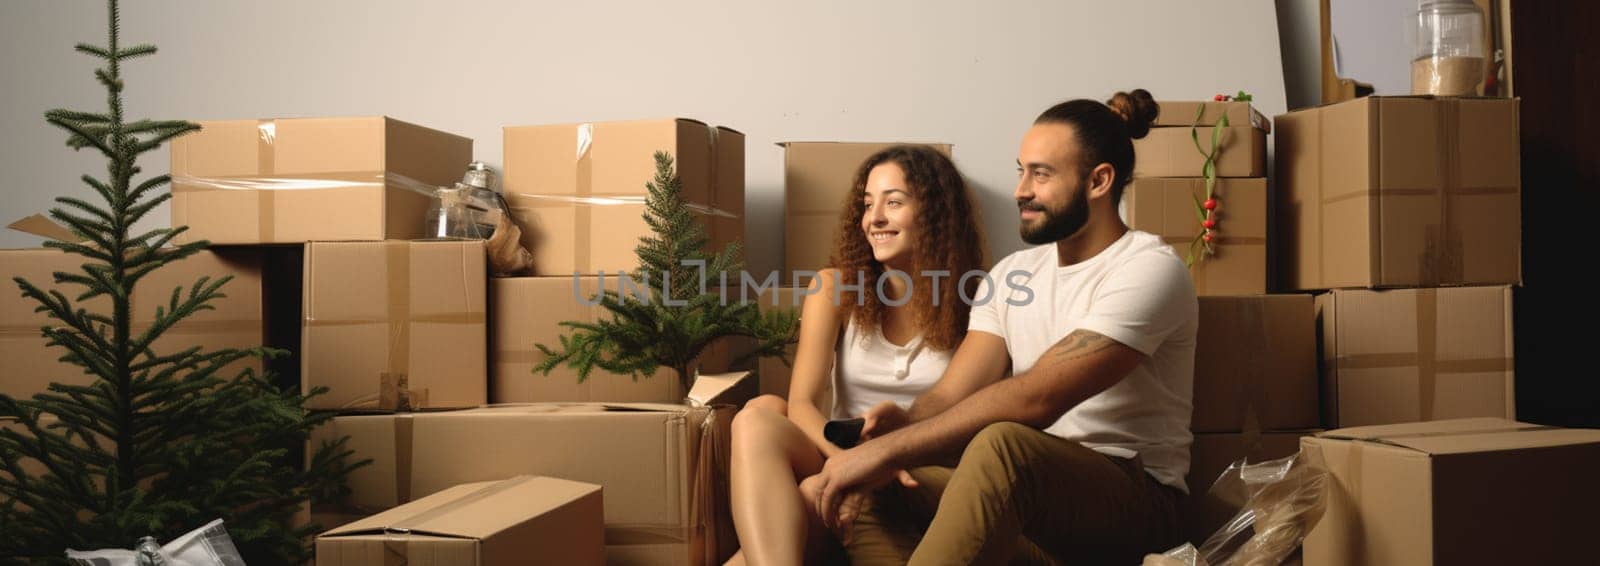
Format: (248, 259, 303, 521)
(726, 144, 986, 565)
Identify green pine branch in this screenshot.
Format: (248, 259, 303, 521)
(0, 1, 360, 563)
(536, 151, 799, 394)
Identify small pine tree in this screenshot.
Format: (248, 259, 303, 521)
(536, 151, 799, 394)
(0, 1, 359, 563)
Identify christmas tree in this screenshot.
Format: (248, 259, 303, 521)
(0, 1, 358, 563)
(536, 151, 799, 394)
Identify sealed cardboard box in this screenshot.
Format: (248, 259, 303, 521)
(315, 395, 745, 566)
(303, 240, 487, 411)
(1151, 100, 1272, 131)
(502, 119, 744, 275)
(780, 142, 953, 280)
(170, 117, 472, 245)
(316, 476, 603, 566)
(1303, 418, 1600, 565)
(1276, 96, 1521, 290)
(1, 248, 263, 400)
(1125, 178, 1267, 295)
(1133, 126, 1265, 178)
(491, 276, 752, 404)
(1184, 431, 1313, 543)
(1193, 295, 1319, 433)
(1316, 286, 1513, 428)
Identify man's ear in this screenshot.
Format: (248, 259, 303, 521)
(1087, 163, 1117, 200)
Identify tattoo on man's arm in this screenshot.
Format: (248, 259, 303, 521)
(1050, 330, 1118, 361)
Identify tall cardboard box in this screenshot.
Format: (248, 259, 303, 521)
(170, 117, 472, 245)
(502, 119, 744, 276)
(1, 248, 264, 400)
(316, 476, 604, 566)
(303, 240, 487, 411)
(1316, 286, 1513, 427)
(315, 400, 742, 566)
(1276, 97, 1521, 290)
(1303, 418, 1600, 565)
(1184, 431, 1313, 543)
(1125, 178, 1268, 295)
(491, 276, 748, 404)
(780, 142, 953, 280)
(1192, 295, 1319, 433)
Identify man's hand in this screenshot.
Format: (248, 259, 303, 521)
(812, 440, 901, 534)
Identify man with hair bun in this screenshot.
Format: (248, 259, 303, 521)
(804, 89, 1199, 565)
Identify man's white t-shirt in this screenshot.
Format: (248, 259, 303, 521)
(968, 229, 1198, 492)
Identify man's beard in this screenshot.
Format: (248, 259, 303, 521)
(1019, 182, 1090, 245)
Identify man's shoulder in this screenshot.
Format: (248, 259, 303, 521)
(992, 244, 1055, 273)
(1109, 230, 1189, 276)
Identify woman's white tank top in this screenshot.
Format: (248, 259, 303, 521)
(830, 318, 952, 419)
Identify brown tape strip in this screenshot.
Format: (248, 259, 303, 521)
(1330, 354, 1511, 373)
(1416, 289, 1438, 421)
(387, 475, 538, 531)
(305, 313, 486, 327)
(575, 127, 594, 274)
(382, 537, 406, 566)
(494, 350, 539, 364)
(257, 119, 276, 242)
(1240, 299, 1271, 443)
(1439, 100, 1464, 283)
(1317, 185, 1518, 206)
(383, 243, 412, 410)
(1160, 236, 1267, 245)
(395, 414, 413, 504)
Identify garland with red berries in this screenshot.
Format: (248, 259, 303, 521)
(1185, 91, 1252, 267)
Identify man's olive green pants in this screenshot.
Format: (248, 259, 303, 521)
(845, 422, 1185, 565)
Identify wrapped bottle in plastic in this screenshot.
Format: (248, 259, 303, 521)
(67, 519, 247, 566)
(1411, 0, 1485, 95)
(1143, 448, 1328, 566)
(425, 161, 510, 240)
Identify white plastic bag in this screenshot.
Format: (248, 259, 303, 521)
(66, 519, 247, 566)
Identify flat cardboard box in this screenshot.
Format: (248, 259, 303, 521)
(1184, 431, 1313, 543)
(1, 248, 264, 400)
(316, 476, 603, 566)
(303, 240, 487, 411)
(170, 117, 471, 245)
(1193, 295, 1319, 433)
(490, 276, 751, 404)
(1133, 126, 1265, 178)
(1152, 100, 1272, 132)
(1275, 97, 1521, 290)
(315, 394, 744, 566)
(502, 119, 744, 275)
(1303, 418, 1600, 565)
(780, 142, 953, 280)
(1316, 286, 1514, 428)
(1125, 178, 1267, 295)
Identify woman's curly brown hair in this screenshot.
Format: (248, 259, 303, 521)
(827, 145, 986, 352)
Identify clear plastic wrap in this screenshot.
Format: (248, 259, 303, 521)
(1144, 447, 1328, 566)
(66, 519, 247, 565)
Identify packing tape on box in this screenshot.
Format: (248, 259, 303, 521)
(1327, 289, 1512, 422)
(171, 119, 441, 242)
(1238, 299, 1271, 442)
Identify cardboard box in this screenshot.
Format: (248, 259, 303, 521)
(1316, 286, 1513, 428)
(1, 248, 264, 400)
(780, 142, 953, 280)
(170, 117, 472, 245)
(1275, 97, 1521, 290)
(315, 396, 744, 566)
(751, 286, 804, 398)
(502, 119, 744, 276)
(1184, 431, 1313, 543)
(491, 276, 756, 404)
(303, 240, 487, 411)
(316, 476, 603, 566)
(1303, 418, 1600, 565)
(1193, 295, 1319, 433)
(1151, 100, 1272, 132)
(1133, 126, 1265, 178)
(1125, 178, 1267, 295)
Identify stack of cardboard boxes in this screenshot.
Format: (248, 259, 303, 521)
(164, 116, 761, 565)
(1270, 96, 1598, 565)
(1125, 101, 1323, 541)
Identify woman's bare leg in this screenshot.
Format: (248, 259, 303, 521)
(729, 395, 827, 566)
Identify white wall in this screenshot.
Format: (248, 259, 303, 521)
(0, 0, 1286, 276)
